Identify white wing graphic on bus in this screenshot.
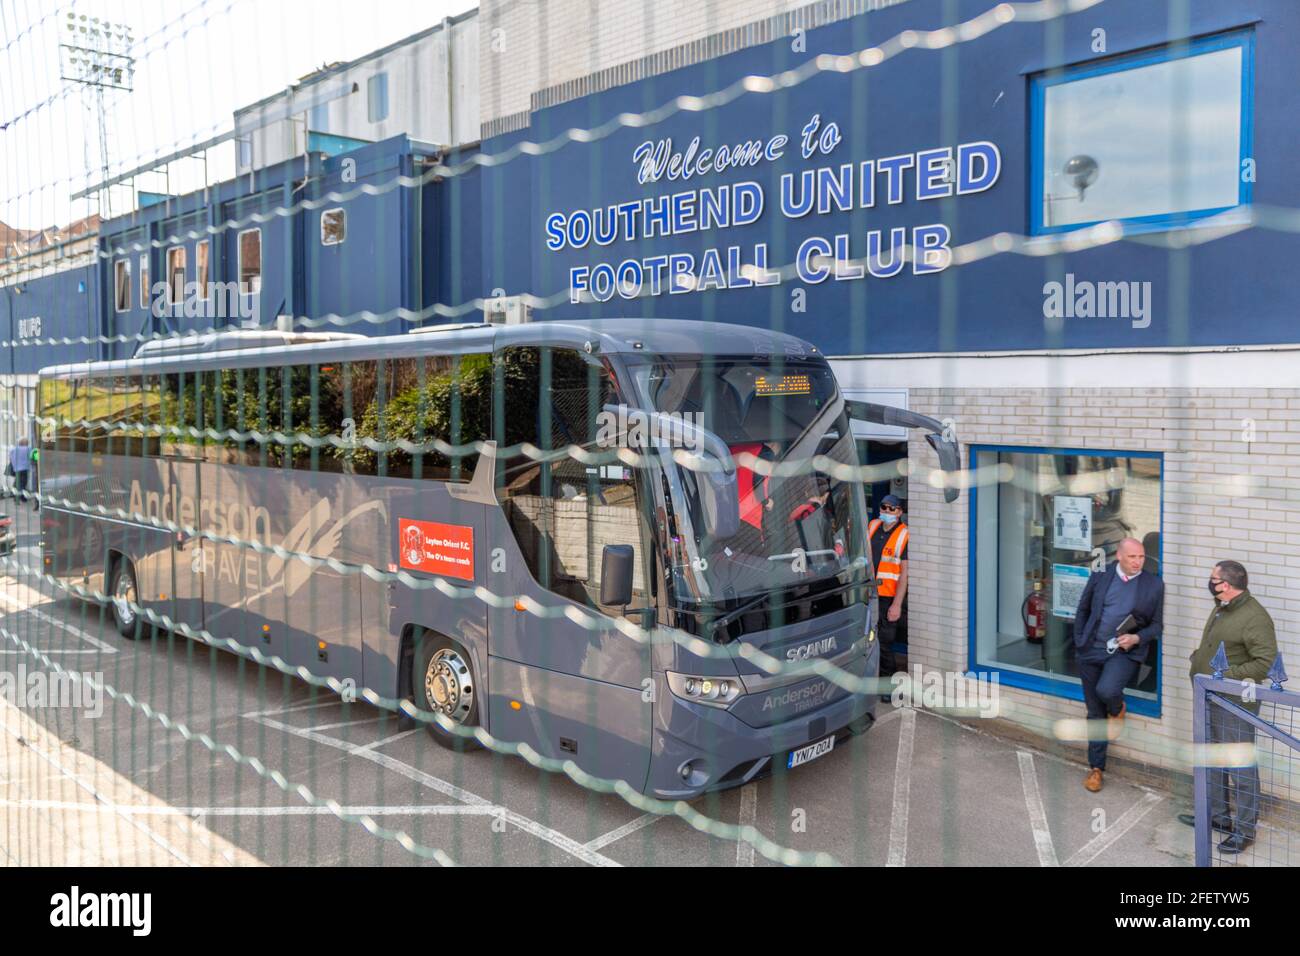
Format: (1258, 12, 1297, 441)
(266, 499, 331, 585)
(221, 497, 389, 616)
(281, 499, 388, 597)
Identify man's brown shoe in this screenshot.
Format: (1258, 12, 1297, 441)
(1107, 702, 1127, 742)
(1084, 768, 1103, 792)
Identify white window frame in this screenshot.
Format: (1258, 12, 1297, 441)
(166, 245, 187, 305)
(237, 227, 262, 297)
(138, 253, 149, 309)
(320, 208, 346, 246)
(114, 259, 131, 313)
(195, 239, 210, 299)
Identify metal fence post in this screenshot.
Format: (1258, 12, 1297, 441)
(1192, 673, 1211, 867)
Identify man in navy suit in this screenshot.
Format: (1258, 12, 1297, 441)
(1072, 537, 1164, 792)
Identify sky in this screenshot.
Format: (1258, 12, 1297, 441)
(0, 0, 475, 230)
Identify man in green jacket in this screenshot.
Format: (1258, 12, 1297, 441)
(1178, 560, 1277, 854)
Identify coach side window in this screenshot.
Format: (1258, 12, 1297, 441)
(108, 374, 150, 459)
(38, 379, 58, 452)
(211, 367, 256, 468)
(159, 372, 204, 459)
(493, 346, 648, 609)
(83, 375, 111, 456)
(375, 354, 491, 482)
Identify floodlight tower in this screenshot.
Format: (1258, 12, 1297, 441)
(59, 13, 135, 218)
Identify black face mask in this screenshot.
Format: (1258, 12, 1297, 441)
(1208, 580, 1223, 599)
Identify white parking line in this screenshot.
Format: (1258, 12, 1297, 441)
(356, 728, 421, 752)
(0, 800, 503, 818)
(0, 590, 117, 653)
(1, 705, 193, 865)
(306, 715, 390, 732)
(246, 698, 343, 718)
(1017, 750, 1059, 867)
(735, 784, 757, 867)
(0, 648, 101, 655)
(247, 711, 622, 867)
(583, 812, 665, 852)
(886, 708, 915, 867)
(1064, 792, 1164, 867)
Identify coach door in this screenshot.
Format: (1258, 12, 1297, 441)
(485, 346, 653, 789)
(160, 371, 206, 637)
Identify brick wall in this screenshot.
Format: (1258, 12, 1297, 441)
(906, 386, 1300, 786)
(510, 494, 646, 592)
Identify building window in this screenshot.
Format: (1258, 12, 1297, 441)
(969, 446, 1163, 715)
(320, 208, 346, 246)
(114, 259, 131, 312)
(195, 239, 209, 298)
(1031, 30, 1253, 234)
(367, 72, 389, 123)
(237, 138, 253, 170)
(138, 253, 149, 309)
(166, 246, 186, 304)
(237, 228, 262, 296)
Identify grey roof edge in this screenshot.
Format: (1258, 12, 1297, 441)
(39, 319, 821, 378)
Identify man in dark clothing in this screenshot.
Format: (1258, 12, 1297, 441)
(1071, 537, 1164, 793)
(1177, 560, 1277, 854)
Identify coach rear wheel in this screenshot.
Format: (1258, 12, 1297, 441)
(110, 559, 143, 640)
(414, 634, 482, 751)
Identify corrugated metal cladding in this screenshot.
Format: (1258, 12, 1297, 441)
(526, 0, 911, 114)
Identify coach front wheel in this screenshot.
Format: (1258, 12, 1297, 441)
(414, 632, 483, 752)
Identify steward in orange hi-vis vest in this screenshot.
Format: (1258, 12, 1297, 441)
(867, 519, 909, 597)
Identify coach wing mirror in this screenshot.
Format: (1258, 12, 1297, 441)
(600, 544, 635, 607)
(696, 459, 740, 539)
(844, 400, 961, 504)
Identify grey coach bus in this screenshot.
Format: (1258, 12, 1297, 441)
(37, 319, 957, 797)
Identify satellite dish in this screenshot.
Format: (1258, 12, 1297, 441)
(1064, 155, 1099, 200)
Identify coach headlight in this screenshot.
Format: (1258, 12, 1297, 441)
(667, 672, 741, 707)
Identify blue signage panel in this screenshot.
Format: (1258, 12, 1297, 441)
(474, 0, 1300, 357)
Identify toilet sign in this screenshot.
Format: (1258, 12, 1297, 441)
(1052, 496, 1092, 552)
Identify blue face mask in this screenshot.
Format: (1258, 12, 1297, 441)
(880, 513, 899, 527)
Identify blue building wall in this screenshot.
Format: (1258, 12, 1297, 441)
(0, 266, 97, 375)
(472, 0, 1300, 356)
(87, 136, 437, 361)
(12, 0, 1297, 373)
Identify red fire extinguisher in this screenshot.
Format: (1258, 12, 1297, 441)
(1022, 580, 1047, 644)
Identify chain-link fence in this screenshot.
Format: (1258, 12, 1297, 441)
(3, 0, 1298, 871)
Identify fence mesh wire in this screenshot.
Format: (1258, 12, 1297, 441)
(0, 0, 1293, 870)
